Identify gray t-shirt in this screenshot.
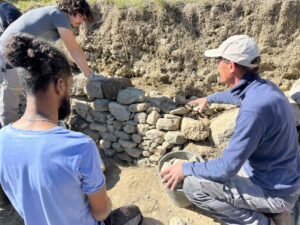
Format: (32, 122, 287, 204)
(0, 6, 71, 45)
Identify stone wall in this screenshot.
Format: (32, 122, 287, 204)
(69, 74, 300, 166)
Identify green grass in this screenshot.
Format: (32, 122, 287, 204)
(11, 0, 199, 12)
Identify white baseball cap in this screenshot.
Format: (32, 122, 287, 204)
(204, 35, 260, 68)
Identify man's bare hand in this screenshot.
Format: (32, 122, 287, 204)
(188, 97, 208, 113)
(159, 161, 184, 191)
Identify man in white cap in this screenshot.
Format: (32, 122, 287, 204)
(160, 35, 300, 225)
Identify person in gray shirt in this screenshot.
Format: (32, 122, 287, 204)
(0, 0, 96, 127)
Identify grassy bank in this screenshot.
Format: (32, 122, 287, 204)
(12, 0, 200, 12)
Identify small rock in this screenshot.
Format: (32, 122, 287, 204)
(149, 155, 161, 163)
(134, 112, 147, 124)
(147, 111, 161, 125)
(100, 132, 117, 142)
(132, 133, 142, 143)
(123, 124, 136, 133)
(119, 139, 137, 148)
(169, 217, 187, 225)
(103, 148, 115, 157)
(125, 148, 142, 158)
(92, 99, 111, 112)
(145, 129, 165, 144)
(99, 139, 111, 149)
(181, 117, 210, 141)
(90, 123, 107, 133)
(142, 151, 150, 157)
(137, 124, 150, 135)
(112, 142, 124, 152)
(115, 131, 131, 140)
(129, 103, 150, 112)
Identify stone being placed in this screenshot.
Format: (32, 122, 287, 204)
(134, 112, 147, 123)
(129, 103, 150, 112)
(108, 102, 130, 121)
(156, 118, 180, 131)
(290, 78, 300, 104)
(119, 139, 137, 148)
(145, 129, 165, 144)
(147, 111, 161, 125)
(89, 123, 107, 133)
(181, 117, 209, 141)
(164, 131, 187, 144)
(123, 124, 136, 133)
(125, 148, 142, 158)
(85, 80, 103, 99)
(117, 87, 145, 105)
(92, 99, 111, 112)
(170, 107, 190, 115)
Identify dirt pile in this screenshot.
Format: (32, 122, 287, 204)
(79, 0, 300, 97)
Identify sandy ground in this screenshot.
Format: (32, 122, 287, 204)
(0, 158, 220, 225)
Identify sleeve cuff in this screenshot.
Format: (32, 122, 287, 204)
(182, 162, 194, 176)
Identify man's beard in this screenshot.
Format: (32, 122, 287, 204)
(58, 96, 71, 120)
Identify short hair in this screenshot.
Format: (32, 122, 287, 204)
(57, 0, 94, 23)
(4, 33, 71, 94)
(235, 57, 261, 73)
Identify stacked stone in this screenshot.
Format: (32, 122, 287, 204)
(70, 74, 211, 164)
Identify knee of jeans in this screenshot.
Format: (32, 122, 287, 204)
(183, 176, 206, 199)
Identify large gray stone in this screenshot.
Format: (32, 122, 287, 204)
(117, 87, 145, 105)
(290, 78, 300, 104)
(102, 78, 133, 100)
(164, 131, 187, 144)
(108, 102, 130, 121)
(156, 118, 180, 131)
(125, 148, 142, 158)
(134, 112, 147, 123)
(90, 123, 107, 133)
(92, 99, 111, 112)
(129, 103, 150, 112)
(210, 108, 239, 146)
(147, 111, 161, 125)
(119, 139, 137, 148)
(181, 117, 209, 141)
(85, 80, 103, 99)
(145, 129, 165, 144)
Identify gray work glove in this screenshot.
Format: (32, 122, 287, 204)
(88, 73, 108, 82)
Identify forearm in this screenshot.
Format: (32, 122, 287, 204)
(69, 49, 92, 77)
(207, 90, 241, 105)
(91, 195, 112, 221)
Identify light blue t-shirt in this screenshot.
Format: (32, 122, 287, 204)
(0, 125, 105, 225)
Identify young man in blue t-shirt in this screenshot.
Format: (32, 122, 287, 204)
(0, 33, 142, 225)
(160, 35, 300, 225)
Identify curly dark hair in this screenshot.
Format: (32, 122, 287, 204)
(4, 33, 71, 94)
(57, 0, 94, 23)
